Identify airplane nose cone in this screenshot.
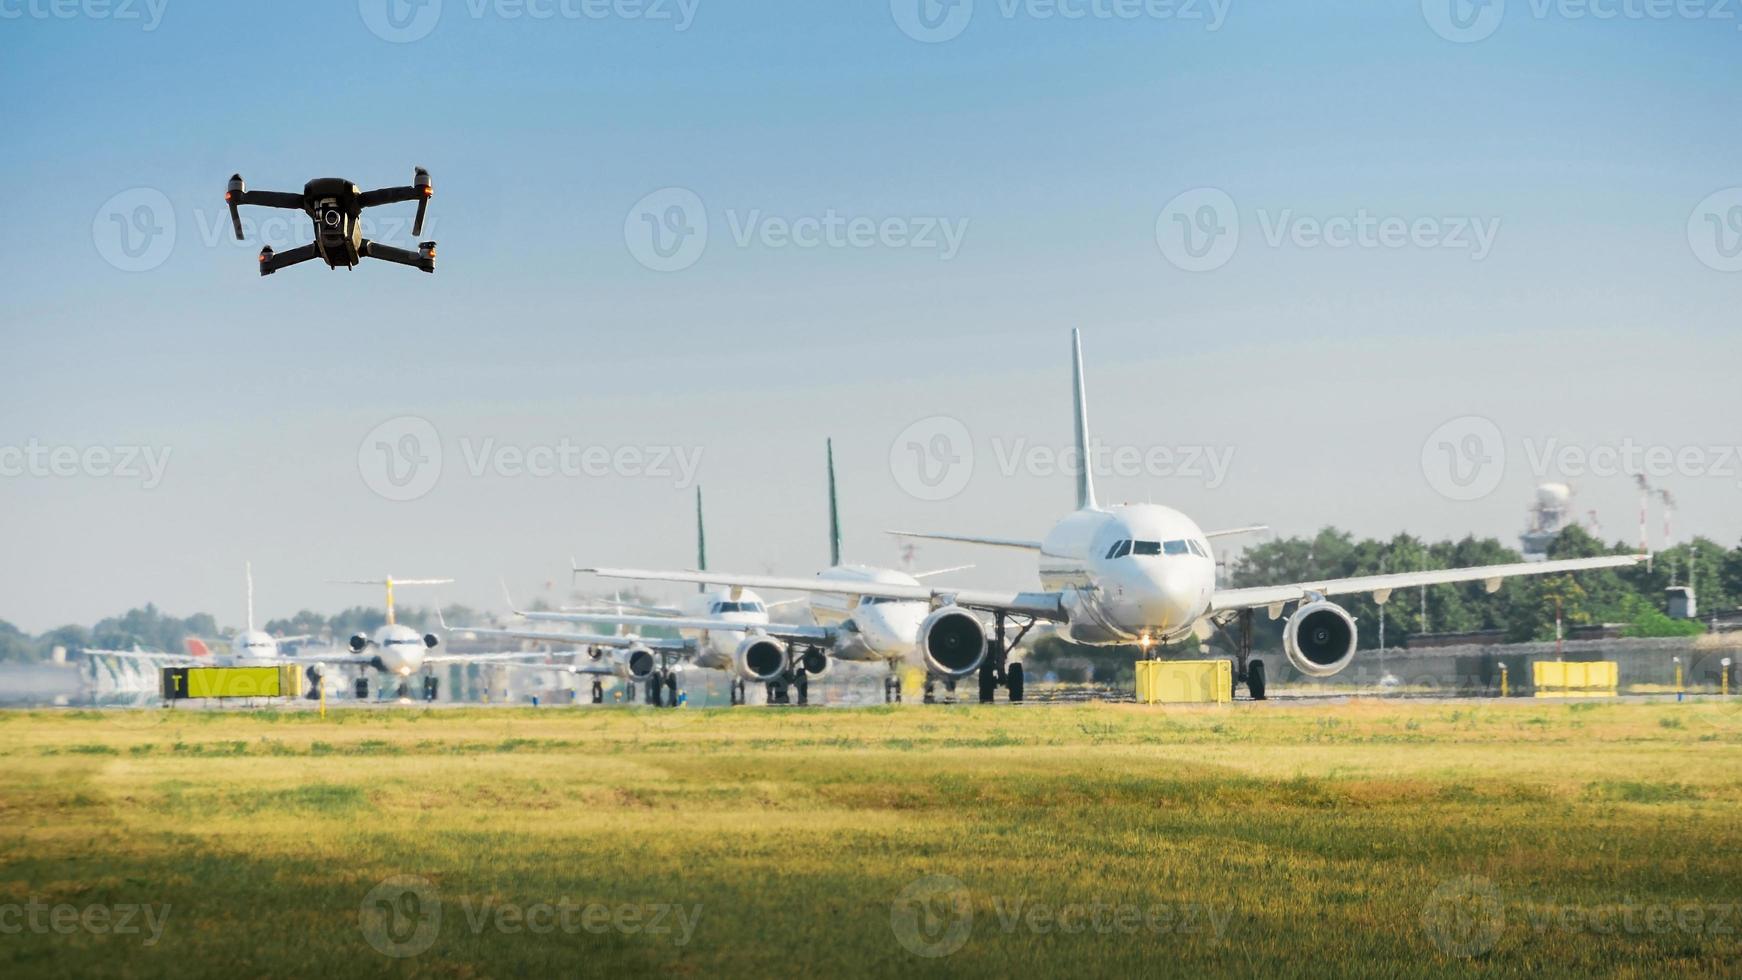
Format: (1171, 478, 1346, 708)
(1129, 564, 1203, 632)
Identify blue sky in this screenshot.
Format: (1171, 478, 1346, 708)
(3, 1, 1740, 630)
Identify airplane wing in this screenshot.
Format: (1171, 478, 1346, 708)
(584, 567, 1069, 622)
(76, 648, 202, 666)
(885, 531, 1042, 550)
(1204, 525, 1269, 539)
(444, 622, 693, 653)
(519, 610, 835, 646)
(1209, 554, 1646, 613)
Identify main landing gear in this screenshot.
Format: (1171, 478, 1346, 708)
(591, 680, 604, 704)
(882, 675, 903, 703)
(973, 611, 1034, 704)
(1219, 609, 1268, 701)
(421, 674, 439, 702)
(763, 671, 810, 706)
(644, 669, 680, 707)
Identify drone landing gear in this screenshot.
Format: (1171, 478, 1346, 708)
(258, 243, 319, 276)
(361, 239, 436, 273)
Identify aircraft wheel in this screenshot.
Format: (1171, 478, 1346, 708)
(1247, 659, 1267, 701)
(354, 677, 369, 700)
(591, 680, 603, 704)
(647, 675, 663, 706)
(978, 664, 996, 703)
(795, 676, 809, 706)
(1008, 662, 1025, 703)
(923, 679, 936, 705)
(664, 671, 678, 707)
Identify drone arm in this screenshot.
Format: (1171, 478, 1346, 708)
(358, 167, 432, 235)
(360, 239, 436, 274)
(258, 242, 319, 277)
(225, 174, 305, 240)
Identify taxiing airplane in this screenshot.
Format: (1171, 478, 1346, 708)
(584, 330, 1646, 701)
(447, 490, 833, 705)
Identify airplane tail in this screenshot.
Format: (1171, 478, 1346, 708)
(331, 577, 453, 625)
(695, 486, 708, 594)
(827, 439, 842, 567)
(1071, 328, 1097, 511)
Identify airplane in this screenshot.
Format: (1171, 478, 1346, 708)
(79, 563, 329, 668)
(445, 489, 833, 706)
(554, 441, 982, 704)
(225, 167, 436, 275)
(582, 329, 1647, 702)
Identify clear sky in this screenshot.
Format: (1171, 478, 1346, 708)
(3, 1, 1740, 631)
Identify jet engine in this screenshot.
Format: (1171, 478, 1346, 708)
(794, 646, 830, 679)
(1282, 600, 1358, 677)
(917, 607, 988, 678)
(609, 644, 657, 681)
(349, 632, 369, 652)
(734, 636, 788, 684)
(422, 633, 439, 649)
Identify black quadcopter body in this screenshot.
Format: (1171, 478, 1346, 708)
(225, 168, 436, 275)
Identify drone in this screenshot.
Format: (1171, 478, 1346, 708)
(224, 168, 436, 275)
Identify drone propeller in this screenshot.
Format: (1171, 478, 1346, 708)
(412, 167, 431, 237)
(226, 174, 245, 240)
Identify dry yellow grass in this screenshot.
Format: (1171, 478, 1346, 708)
(1, 698, 1739, 977)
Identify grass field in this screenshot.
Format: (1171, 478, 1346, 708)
(2, 698, 1740, 977)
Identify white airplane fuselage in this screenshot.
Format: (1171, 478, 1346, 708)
(1038, 503, 1217, 644)
(372, 623, 434, 675)
(675, 588, 774, 670)
(809, 566, 933, 667)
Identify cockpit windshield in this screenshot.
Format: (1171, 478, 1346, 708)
(1105, 539, 1205, 559)
(712, 601, 766, 614)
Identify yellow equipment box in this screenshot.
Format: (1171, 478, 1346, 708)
(1135, 659, 1232, 704)
(1532, 660, 1618, 698)
(162, 665, 304, 700)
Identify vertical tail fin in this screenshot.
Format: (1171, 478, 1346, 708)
(695, 486, 708, 594)
(245, 561, 255, 633)
(827, 438, 842, 567)
(1071, 328, 1098, 511)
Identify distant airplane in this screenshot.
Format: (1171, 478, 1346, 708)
(446, 490, 829, 705)
(552, 441, 983, 703)
(584, 329, 1645, 701)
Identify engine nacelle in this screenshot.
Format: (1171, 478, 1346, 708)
(349, 633, 369, 652)
(422, 633, 439, 649)
(794, 647, 830, 679)
(1282, 601, 1358, 677)
(611, 645, 657, 682)
(917, 607, 988, 678)
(734, 636, 788, 684)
